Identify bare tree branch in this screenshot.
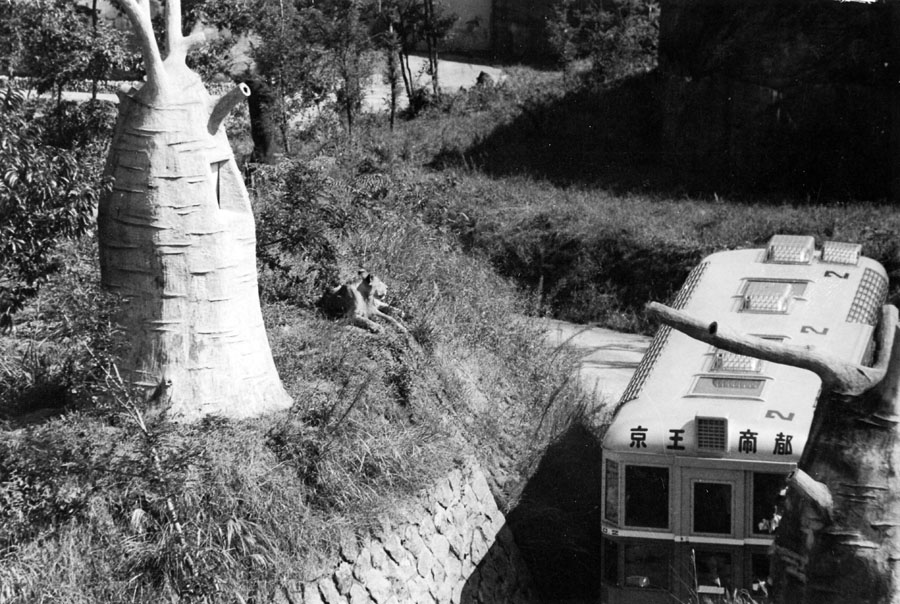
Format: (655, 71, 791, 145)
(646, 301, 897, 396)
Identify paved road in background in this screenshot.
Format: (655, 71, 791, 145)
(362, 55, 503, 111)
(55, 56, 505, 112)
(540, 319, 651, 407)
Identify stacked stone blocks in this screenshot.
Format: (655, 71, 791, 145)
(282, 459, 535, 604)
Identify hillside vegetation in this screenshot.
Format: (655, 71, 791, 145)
(3, 65, 900, 602)
(0, 74, 596, 602)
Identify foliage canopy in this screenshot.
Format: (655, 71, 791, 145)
(0, 87, 110, 329)
(548, 0, 659, 82)
(1, 0, 133, 98)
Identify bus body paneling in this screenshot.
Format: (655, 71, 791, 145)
(600, 236, 888, 604)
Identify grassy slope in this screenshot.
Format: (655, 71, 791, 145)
(0, 188, 588, 602)
(373, 69, 900, 332)
(430, 174, 900, 330)
(3, 66, 900, 602)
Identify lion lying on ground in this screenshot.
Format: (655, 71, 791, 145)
(319, 270, 407, 333)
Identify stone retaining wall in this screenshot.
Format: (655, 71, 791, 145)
(280, 459, 536, 604)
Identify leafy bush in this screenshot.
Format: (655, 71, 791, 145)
(39, 99, 117, 150)
(0, 237, 123, 420)
(3, 0, 134, 98)
(252, 159, 351, 304)
(0, 86, 110, 330)
(547, 0, 660, 82)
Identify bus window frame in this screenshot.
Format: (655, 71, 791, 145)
(622, 540, 674, 592)
(748, 471, 788, 537)
(684, 469, 741, 538)
(604, 459, 620, 525)
(693, 548, 737, 594)
(623, 463, 672, 531)
(745, 546, 775, 602)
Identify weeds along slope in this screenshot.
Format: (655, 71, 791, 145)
(343, 68, 900, 334)
(0, 155, 589, 602)
(377, 84, 900, 330)
(414, 173, 900, 332)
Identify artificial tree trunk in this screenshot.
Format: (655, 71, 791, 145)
(98, 0, 291, 420)
(244, 75, 285, 164)
(648, 301, 900, 604)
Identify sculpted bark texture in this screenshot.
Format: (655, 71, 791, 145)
(98, 0, 291, 420)
(648, 301, 900, 604)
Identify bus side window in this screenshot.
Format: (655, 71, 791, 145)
(752, 473, 787, 535)
(750, 552, 774, 601)
(693, 482, 732, 534)
(625, 466, 669, 528)
(602, 538, 619, 585)
(604, 460, 619, 524)
(624, 543, 671, 589)
(694, 550, 733, 593)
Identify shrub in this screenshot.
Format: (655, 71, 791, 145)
(547, 0, 660, 83)
(252, 159, 351, 304)
(0, 236, 123, 420)
(38, 99, 117, 150)
(0, 86, 110, 330)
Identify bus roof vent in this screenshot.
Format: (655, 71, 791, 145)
(742, 281, 793, 313)
(696, 417, 728, 451)
(711, 349, 761, 373)
(765, 235, 815, 264)
(847, 268, 889, 326)
(822, 241, 861, 265)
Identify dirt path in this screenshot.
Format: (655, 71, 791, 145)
(55, 56, 505, 112)
(362, 55, 503, 111)
(540, 318, 651, 406)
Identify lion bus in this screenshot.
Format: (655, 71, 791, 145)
(600, 235, 889, 603)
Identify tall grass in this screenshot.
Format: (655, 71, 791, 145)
(323, 69, 900, 333)
(412, 173, 900, 331)
(0, 169, 588, 601)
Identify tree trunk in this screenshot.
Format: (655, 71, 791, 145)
(387, 31, 399, 129)
(400, 50, 413, 100)
(98, 0, 291, 421)
(648, 302, 900, 604)
(244, 74, 284, 164)
(91, 0, 98, 101)
(423, 0, 439, 97)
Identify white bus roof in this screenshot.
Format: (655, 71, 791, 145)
(604, 242, 886, 464)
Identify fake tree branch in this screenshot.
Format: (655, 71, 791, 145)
(164, 0, 208, 59)
(166, 0, 183, 56)
(645, 301, 897, 396)
(116, 0, 167, 92)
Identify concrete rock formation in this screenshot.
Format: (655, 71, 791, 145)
(98, 0, 291, 420)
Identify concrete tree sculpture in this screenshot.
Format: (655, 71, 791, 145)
(648, 301, 900, 604)
(98, 0, 291, 420)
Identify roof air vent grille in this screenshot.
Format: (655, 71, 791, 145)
(696, 417, 728, 451)
(822, 241, 861, 266)
(765, 235, 814, 264)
